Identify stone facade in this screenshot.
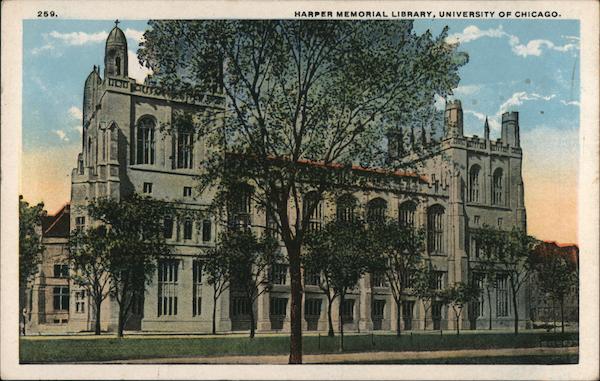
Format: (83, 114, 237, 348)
(26, 23, 531, 334)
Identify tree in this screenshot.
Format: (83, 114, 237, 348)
(532, 242, 578, 333)
(370, 220, 426, 336)
(139, 20, 467, 363)
(68, 226, 111, 335)
(225, 228, 280, 338)
(472, 225, 502, 330)
(441, 282, 481, 335)
(203, 235, 233, 334)
(305, 219, 371, 350)
(413, 260, 440, 330)
(88, 194, 173, 337)
(19, 196, 46, 333)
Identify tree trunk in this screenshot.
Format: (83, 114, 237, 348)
(487, 286, 493, 330)
(338, 293, 345, 352)
(396, 299, 402, 337)
(423, 305, 428, 331)
(212, 295, 218, 335)
(288, 244, 303, 364)
(94, 299, 102, 335)
(455, 309, 460, 335)
(511, 285, 519, 335)
(117, 307, 125, 338)
(327, 296, 335, 337)
(249, 303, 256, 339)
(560, 298, 565, 334)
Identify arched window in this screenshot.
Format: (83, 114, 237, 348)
(469, 165, 481, 203)
(492, 168, 503, 205)
(176, 128, 193, 169)
(427, 205, 445, 254)
(228, 185, 252, 229)
(399, 201, 416, 228)
(303, 192, 323, 231)
(136, 117, 155, 165)
(115, 56, 121, 76)
(367, 198, 387, 224)
(336, 194, 357, 222)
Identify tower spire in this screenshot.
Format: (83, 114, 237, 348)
(484, 116, 490, 140)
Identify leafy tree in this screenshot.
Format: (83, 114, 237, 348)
(531, 242, 578, 333)
(369, 220, 426, 336)
(19, 196, 46, 332)
(68, 226, 111, 335)
(305, 219, 371, 350)
(139, 20, 467, 363)
(88, 194, 173, 337)
(441, 282, 481, 335)
(413, 260, 440, 330)
(472, 225, 503, 330)
(225, 228, 280, 338)
(202, 236, 233, 334)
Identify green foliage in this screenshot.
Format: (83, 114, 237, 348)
(440, 282, 481, 335)
(19, 196, 46, 289)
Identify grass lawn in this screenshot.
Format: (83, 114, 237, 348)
(20, 330, 578, 363)
(335, 354, 579, 365)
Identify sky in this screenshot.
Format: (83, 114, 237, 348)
(21, 19, 580, 243)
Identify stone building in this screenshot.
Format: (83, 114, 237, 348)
(26, 22, 530, 334)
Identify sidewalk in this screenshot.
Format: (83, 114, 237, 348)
(99, 346, 578, 364)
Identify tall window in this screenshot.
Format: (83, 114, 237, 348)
(53, 264, 69, 278)
(163, 216, 173, 239)
(399, 201, 416, 227)
(432, 271, 445, 290)
(427, 205, 445, 254)
(75, 290, 86, 313)
(469, 165, 481, 202)
(304, 299, 322, 317)
(304, 269, 321, 286)
(183, 219, 193, 240)
(192, 260, 202, 316)
(367, 198, 387, 224)
(270, 264, 288, 285)
(496, 274, 509, 317)
(75, 216, 86, 230)
(336, 194, 357, 222)
(470, 233, 482, 259)
(115, 56, 121, 75)
(158, 260, 179, 316)
(136, 117, 155, 165)
(232, 297, 251, 318)
(176, 129, 193, 169)
(372, 272, 387, 287)
(53, 286, 69, 311)
(341, 299, 355, 322)
(492, 168, 503, 205)
(270, 297, 288, 316)
(472, 273, 485, 317)
(303, 192, 323, 231)
(229, 187, 252, 229)
(202, 219, 212, 242)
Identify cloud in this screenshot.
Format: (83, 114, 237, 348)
(434, 94, 446, 111)
(560, 100, 580, 107)
(31, 43, 55, 55)
(124, 28, 145, 43)
(464, 109, 500, 131)
(68, 106, 83, 121)
(128, 50, 153, 83)
(72, 125, 83, 136)
(48, 30, 108, 45)
(446, 24, 579, 58)
(498, 92, 556, 113)
(53, 130, 69, 142)
(453, 84, 481, 96)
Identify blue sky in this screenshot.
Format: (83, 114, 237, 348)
(21, 19, 580, 242)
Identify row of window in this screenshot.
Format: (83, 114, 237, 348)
(163, 217, 212, 242)
(468, 165, 504, 205)
(471, 273, 510, 318)
(136, 116, 194, 169)
(142, 183, 194, 198)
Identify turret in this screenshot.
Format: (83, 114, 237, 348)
(484, 116, 490, 141)
(83, 66, 101, 125)
(444, 100, 463, 138)
(501, 111, 520, 147)
(104, 20, 128, 78)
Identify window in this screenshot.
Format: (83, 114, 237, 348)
(115, 56, 121, 76)
(270, 297, 288, 316)
(497, 218, 503, 228)
(164, 216, 173, 239)
(53, 286, 69, 311)
(472, 273, 485, 317)
(372, 300, 385, 318)
(341, 299, 355, 322)
(336, 194, 357, 222)
(176, 129, 193, 169)
(157, 260, 179, 316)
(303, 192, 323, 231)
(270, 264, 288, 285)
(232, 297, 251, 317)
(372, 272, 387, 287)
(492, 168, 503, 205)
(432, 271, 444, 290)
(192, 260, 203, 316)
(304, 299, 322, 316)
(473, 215, 480, 225)
(469, 165, 481, 202)
(136, 117, 155, 165)
(427, 205, 445, 254)
(399, 201, 416, 228)
(266, 208, 280, 238)
(53, 264, 69, 278)
(143, 182, 153, 194)
(75, 290, 85, 313)
(228, 188, 252, 229)
(183, 219, 193, 240)
(304, 269, 320, 286)
(183, 186, 192, 197)
(496, 274, 509, 317)
(401, 270, 413, 289)
(131, 294, 144, 315)
(75, 216, 85, 230)
(470, 234, 482, 259)
(202, 220, 211, 242)
(367, 198, 387, 224)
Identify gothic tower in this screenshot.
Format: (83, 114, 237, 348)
(104, 20, 128, 78)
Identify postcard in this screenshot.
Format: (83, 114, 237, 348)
(1, 1, 598, 380)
